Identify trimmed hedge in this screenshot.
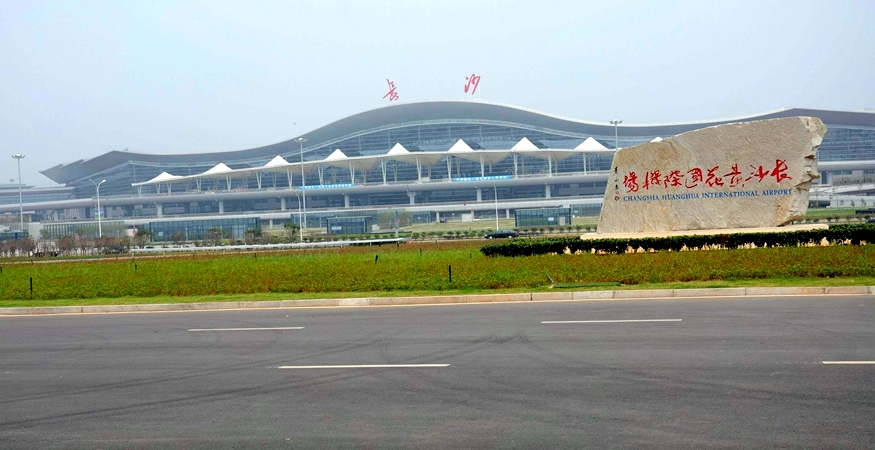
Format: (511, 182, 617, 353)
(480, 223, 875, 257)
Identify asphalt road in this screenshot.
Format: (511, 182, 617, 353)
(1, 295, 873, 449)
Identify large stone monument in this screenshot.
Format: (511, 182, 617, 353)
(597, 117, 826, 233)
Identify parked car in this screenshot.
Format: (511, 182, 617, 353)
(484, 229, 519, 239)
(866, 218, 875, 223)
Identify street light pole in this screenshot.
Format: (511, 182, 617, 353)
(89, 179, 106, 237)
(289, 190, 303, 243)
(12, 154, 24, 233)
(492, 182, 499, 231)
(295, 137, 308, 237)
(610, 119, 622, 150)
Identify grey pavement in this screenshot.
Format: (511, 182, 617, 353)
(1, 285, 872, 316)
(0, 294, 873, 449)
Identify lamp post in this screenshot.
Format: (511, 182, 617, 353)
(610, 119, 622, 150)
(89, 179, 106, 237)
(492, 182, 499, 231)
(12, 154, 25, 233)
(288, 190, 304, 243)
(295, 138, 308, 237)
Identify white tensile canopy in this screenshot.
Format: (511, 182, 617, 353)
(574, 137, 616, 173)
(512, 138, 585, 177)
(133, 171, 184, 194)
(319, 149, 382, 184)
(130, 135, 625, 191)
(445, 139, 511, 178)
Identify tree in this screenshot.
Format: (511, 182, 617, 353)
(171, 231, 186, 247)
(244, 227, 262, 245)
(206, 228, 225, 247)
(284, 222, 300, 242)
(57, 235, 75, 256)
(116, 236, 131, 253)
(77, 236, 91, 255)
(133, 228, 153, 249)
(16, 237, 36, 257)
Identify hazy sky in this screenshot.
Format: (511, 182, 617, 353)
(1, 0, 873, 186)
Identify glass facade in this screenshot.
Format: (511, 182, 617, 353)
(42, 221, 127, 239)
(147, 218, 260, 242)
(515, 208, 573, 227)
(326, 217, 372, 235)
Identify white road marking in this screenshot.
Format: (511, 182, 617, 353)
(277, 364, 450, 369)
(541, 319, 682, 324)
(822, 361, 875, 365)
(187, 327, 304, 332)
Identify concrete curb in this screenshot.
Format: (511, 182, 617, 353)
(1, 286, 873, 316)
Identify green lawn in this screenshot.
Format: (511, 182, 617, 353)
(2, 240, 874, 308)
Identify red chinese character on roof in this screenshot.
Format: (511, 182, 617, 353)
(643, 170, 662, 190)
(705, 166, 724, 187)
(382, 79, 399, 102)
(623, 172, 639, 193)
(664, 170, 682, 187)
(685, 168, 703, 188)
(464, 73, 481, 95)
(771, 159, 792, 183)
(724, 164, 744, 187)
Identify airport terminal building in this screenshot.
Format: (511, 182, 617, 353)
(3, 101, 875, 239)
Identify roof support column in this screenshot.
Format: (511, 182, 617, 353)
(280, 197, 286, 211)
(256, 173, 262, 190)
(196, 179, 202, 191)
(349, 162, 355, 185)
(286, 169, 293, 188)
(583, 153, 587, 174)
(476, 187, 482, 202)
(318, 166, 324, 185)
(480, 155, 485, 177)
(548, 156, 553, 177)
(446, 156, 453, 182)
(225, 177, 231, 191)
(513, 153, 518, 178)
(344, 194, 350, 208)
(381, 159, 387, 185)
(416, 157, 422, 183)
(137, 186, 142, 196)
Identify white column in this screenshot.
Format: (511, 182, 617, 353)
(281, 197, 287, 211)
(218, 200, 224, 214)
(344, 194, 350, 208)
(446, 156, 453, 181)
(513, 153, 518, 178)
(545, 184, 551, 198)
(476, 187, 482, 202)
(408, 192, 416, 205)
(156, 203, 163, 218)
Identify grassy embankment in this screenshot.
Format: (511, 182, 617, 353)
(2, 240, 875, 308)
